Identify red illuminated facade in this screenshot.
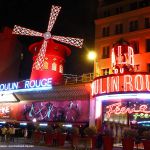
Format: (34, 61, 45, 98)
(12, 5, 83, 85)
(0, 27, 22, 82)
(93, 0, 150, 145)
(0, 4, 92, 130)
(29, 39, 71, 84)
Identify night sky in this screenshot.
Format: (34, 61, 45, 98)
(0, 0, 98, 79)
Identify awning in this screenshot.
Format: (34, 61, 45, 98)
(14, 83, 91, 101)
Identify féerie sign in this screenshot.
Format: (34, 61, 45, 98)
(106, 102, 150, 118)
(92, 74, 150, 96)
(0, 78, 52, 92)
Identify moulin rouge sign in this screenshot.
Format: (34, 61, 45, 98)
(0, 78, 52, 93)
(92, 73, 150, 97)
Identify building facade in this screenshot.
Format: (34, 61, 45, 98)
(0, 27, 22, 82)
(95, 0, 150, 76)
(93, 0, 150, 143)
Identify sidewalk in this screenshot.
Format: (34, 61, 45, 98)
(0, 137, 142, 150)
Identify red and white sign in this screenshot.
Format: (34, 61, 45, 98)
(92, 74, 150, 97)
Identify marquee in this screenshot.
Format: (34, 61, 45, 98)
(0, 78, 52, 94)
(92, 73, 150, 97)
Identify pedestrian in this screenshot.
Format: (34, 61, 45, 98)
(1, 126, 7, 142)
(22, 128, 28, 144)
(10, 125, 15, 142)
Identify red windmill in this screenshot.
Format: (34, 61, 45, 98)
(12, 5, 83, 84)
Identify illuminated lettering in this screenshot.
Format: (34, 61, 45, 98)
(133, 113, 150, 120)
(107, 77, 110, 93)
(106, 102, 150, 118)
(29, 80, 36, 88)
(146, 75, 150, 91)
(118, 46, 122, 64)
(111, 48, 116, 68)
(41, 79, 47, 87)
(111, 45, 134, 74)
(47, 78, 52, 86)
(124, 75, 133, 91)
(0, 78, 52, 93)
(111, 76, 119, 92)
(128, 47, 134, 66)
(120, 68, 124, 74)
(34, 80, 41, 88)
(135, 75, 143, 91)
(92, 74, 150, 97)
(25, 81, 30, 88)
(25, 78, 52, 89)
(100, 78, 106, 94)
(12, 82, 18, 90)
(0, 83, 18, 91)
(0, 106, 10, 114)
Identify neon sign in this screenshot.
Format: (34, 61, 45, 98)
(133, 113, 150, 120)
(106, 102, 150, 118)
(0, 78, 52, 94)
(0, 106, 10, 114)
(92, 74, 150, 96)
(111, 37, 135, 75)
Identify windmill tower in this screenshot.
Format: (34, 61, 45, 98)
(12, 5, 83, 85)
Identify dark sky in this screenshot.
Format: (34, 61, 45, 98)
(0, 0, 98, 78)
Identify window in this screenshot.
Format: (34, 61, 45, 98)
(130, 41, 139, 54)
(146, 39, 150, 52)
(115, 24, 123, 34)
(139, 0, 149, 8)
(145, 17, 150, 29)
(102, 27, 109, 37)
(134, 65, 140, 72)
(102, 68, 109, 76)
(104, 10, 110, 17)
(147, 64, 150, 73)
(130, 2, 137, 10)
(43, 61, 49, 70)
(52, 62, 57, 71)
(59, 65, 63, 73)
(129, 20, 138, 32)
(102, 46, 109, 58)
(116, 7, 123, 14)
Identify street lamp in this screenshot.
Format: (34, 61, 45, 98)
(87, 51, 96, 61)
(87, 51, 97, 80)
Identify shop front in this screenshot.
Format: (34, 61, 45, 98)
(92, 73, 150, 143)
(0, 77, 91, 129)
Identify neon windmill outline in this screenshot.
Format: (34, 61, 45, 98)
(12, 5, 84, 70)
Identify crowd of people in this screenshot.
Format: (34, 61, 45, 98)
(1, 125, 16, 142)
(0, 125, 29, 143)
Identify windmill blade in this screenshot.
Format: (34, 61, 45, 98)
(47, 5, 61, 32)
(12, 25, 43, 37)
(32, 40, 48, 70)
(52, 35, 84, 48)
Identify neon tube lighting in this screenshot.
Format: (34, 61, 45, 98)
(0, 86, 52, 95)
(0, 121, 6, 124)
(39, 123, 48, 126)
(20, 123, 27, 126)
(137, 121, 150, 124)
(62, 124, 72, 128)
(97, 93, 150, 101)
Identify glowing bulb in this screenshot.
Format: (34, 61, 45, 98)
(32, 118, 37, 123)
(88, 51, 96, 60)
